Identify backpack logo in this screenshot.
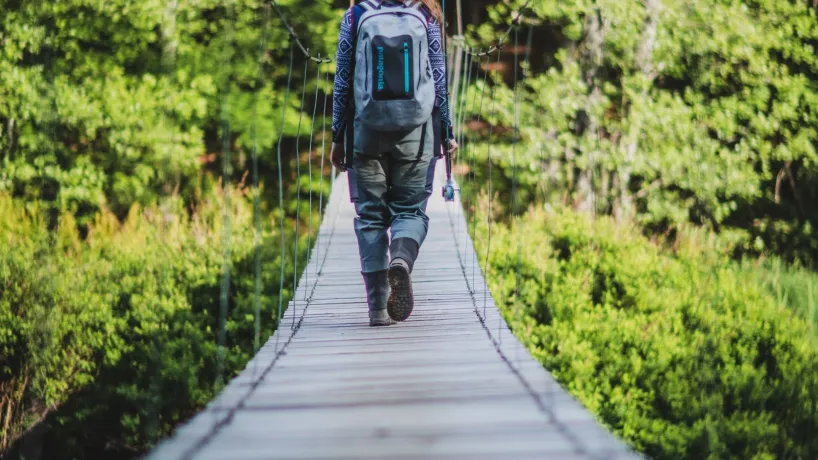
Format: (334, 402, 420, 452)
(376, 46, 385, 91)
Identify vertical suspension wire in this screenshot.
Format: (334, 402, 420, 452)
(516, 22, 534, 371)
(250, 4, 271, 356)
(216, 0, 236, 393)
(499, 25, 523, 342)
(482, 48, 503, 320)
(449, 43, 461, 140)
(458, 48, 473, 147)
(687, 13, 715, 446)
(442, 0, 450, 96)
(454, 46, 470, 251)
(521, 25, 544, 206)
(471, 54, 490, 296)
(317, 65, 330, 272)
(305, 57, 323, 300)
(456, 48, 473, 258)
(512, 26, 521, 309)
(148, 0, 181, 440)
(275, 40, 295, 351)
(292, 59, 308, 330)
(465, 54, 481, 292)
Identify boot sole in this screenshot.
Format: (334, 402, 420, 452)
(387, 264, 413, 321)
(370, 318, 396, 327)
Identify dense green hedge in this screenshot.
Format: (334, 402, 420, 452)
(476, 208, 818, 460)
(0, 188, 308, 458)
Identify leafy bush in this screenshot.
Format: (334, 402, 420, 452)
(0, 188, 311, 458)
(476, 207, 818, 460)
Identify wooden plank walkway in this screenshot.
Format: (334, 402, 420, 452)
(148, 167, 642, 460)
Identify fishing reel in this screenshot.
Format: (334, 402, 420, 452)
(442, 138, 459, 202)
(442, 179, 458, 202)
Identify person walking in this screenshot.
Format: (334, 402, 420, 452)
(330, 0, 459, 326)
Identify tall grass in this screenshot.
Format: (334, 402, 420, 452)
(739, 258, 818, 335)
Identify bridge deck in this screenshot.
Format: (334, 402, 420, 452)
(149, 168, 641, 460)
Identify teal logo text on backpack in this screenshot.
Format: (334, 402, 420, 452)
(353, 1, 435, 131)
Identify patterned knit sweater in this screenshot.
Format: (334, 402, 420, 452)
(332, 0, 453, 142)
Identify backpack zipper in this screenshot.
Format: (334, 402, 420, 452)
(418, 41, 422, 79)
(404, 42, 410, 94)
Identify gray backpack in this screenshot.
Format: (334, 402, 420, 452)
(353, 0, 435, 132)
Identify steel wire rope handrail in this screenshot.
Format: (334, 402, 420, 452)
(454, 0, 533, 57)
(270, 0, 333, 63)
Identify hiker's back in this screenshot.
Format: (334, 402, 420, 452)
(353, 1, 435, 132)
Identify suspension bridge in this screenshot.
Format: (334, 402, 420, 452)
(147, 167, 640, 460)
(145, 1, 642, 458)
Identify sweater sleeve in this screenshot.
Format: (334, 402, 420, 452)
(331, 8, 354, 142)
(427, 18, 454, 140)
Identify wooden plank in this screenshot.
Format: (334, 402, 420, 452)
(147, 168, 643, 459)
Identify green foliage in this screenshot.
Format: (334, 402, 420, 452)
(459, 0, 818, 266)
(0, 0, 340, 221)
(476, 206, 818, 459)
(0, 187, 318, 457)
(0, 0, 340, 456)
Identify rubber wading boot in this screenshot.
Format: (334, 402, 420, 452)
(387, 238, 419, 322)
(362, 270, 394, 327)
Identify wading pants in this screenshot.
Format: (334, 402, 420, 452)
(347, 116, 438, 274)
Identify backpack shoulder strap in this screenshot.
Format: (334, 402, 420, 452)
(349, 4, 367, 39)
(359, 0, 385, 11)
(406, 1, 433, 23)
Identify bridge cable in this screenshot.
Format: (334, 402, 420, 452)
(458, 48, 473, 146)
(471, 54, 490, 296)
(442, 0, 448, 94)
(462, 0, 532, 57)
(512, 25, 521, 313)
(526, 19, 554, 414)
(454, 47, 472, 255)
(251, 2, 272, 356)
(275, 40, 295, 351)
(317, 67, 331, 271)
(147, 0, 182, 439)
(305, 57, 324, 300)
(216, 0, 235, 394)
(270, 0, 332, 63)
(466, 54, 482, 293)
(454, 47, 473, 260)
(292, 58, 309, 330)
(482, 48, 503, 321)
(513, 22, 533, 372)
(500, 23, 523, 344)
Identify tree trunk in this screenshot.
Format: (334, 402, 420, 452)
(576, 6, 606, 215)
(6, 118, 15, 159)
(161, 0, 179, 72)
(616, 0, 660, 222)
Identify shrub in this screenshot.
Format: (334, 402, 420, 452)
(476, 208, 818, 460)
(0, 189, 310, 458)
